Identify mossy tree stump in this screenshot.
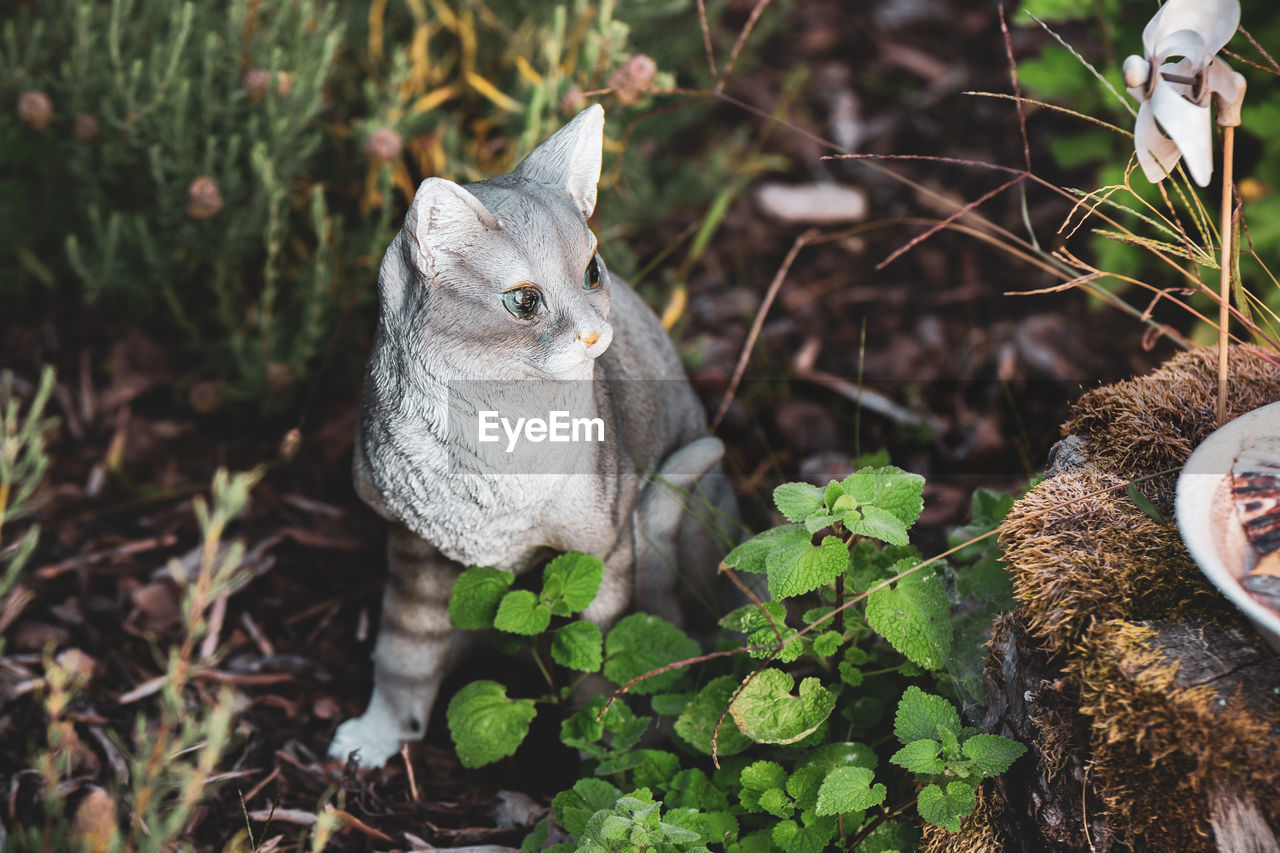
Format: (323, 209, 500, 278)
(925, 348, 1280, 852)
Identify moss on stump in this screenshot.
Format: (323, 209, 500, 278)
(927, 347, 1280, 852)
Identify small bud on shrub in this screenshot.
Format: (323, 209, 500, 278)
(74, 114, 99, 141)
(243, 68, 271, 101)
(609, 55, 658, 107)
(363, 127, 402, 164)
(244, 68, 293, 101)
(18, 90, 52, 130)
(186, 176, 223, 219)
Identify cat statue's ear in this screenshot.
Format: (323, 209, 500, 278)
(402, 177, 500, 285)
(513, 104, 604, 219)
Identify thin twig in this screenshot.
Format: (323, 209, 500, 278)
(717, 0, 772, 92)
(1218, 125, 1236, 426)
(597, 645, 774, 720)
(877, 175, 1025, 270)
(242, 766, 280, 806)
(401, 742, 420, 802)
(722, 566, 784, 644)
(712, 229, 819, 430)
(695, 0, 718, 83)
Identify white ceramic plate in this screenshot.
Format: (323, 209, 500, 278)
(1175, 400, 1280, 653)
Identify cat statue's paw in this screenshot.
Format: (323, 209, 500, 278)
(328, 712, 411, 768)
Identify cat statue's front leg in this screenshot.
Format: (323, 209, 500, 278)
(328, 526, 460, 766)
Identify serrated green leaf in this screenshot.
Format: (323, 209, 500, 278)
(785, 765, 825, 811)
(812, 630, 843, 657)
(603, 613, 698, 694)
(741, 759, 788, 791)
(667, 768, 730, 811)
(650, 692, 694, 716)
(493, 589, 552, 635)
(673, 675, 751, 756)
(962, 733, 1028, 776)
(804, 513, 841, 534)
(632, 749, 681, 791)
(756, 787, 794, 818)
(802, 606, 838, 631)
(846, 541, 922, 593)
(721, 601, 801, 662)
(449, 566, 515, 629)
(553, 778, 622, 838)
(917, 781, 977, 832)
(721, 524, 803, 575)
(832, 493, 858, 514)
(838, 662, 863, 686)
(840, 466, 925, 528)
(730, 829, 776, 853)
(938, 724, 960, 757)
(664, 807, 738, 846)
(889, 739, 945, 775)
(843, 645, 869, 665)
(770, 815, 837, 853)
(550, 620, 603, 671)
(560, 698, 607, 755)
(603, 702, 652, 752)
(865, 564, 952, 670)
(844, 503, 911, 546)
(766, 534, 849, 599)
(815, 766, 886, 815)
(729, 669, 836, 745)
(773, 482, 826, 521)
(540, 551, 605, 616)
(600, 814, 631, 842)
(655, 822, 701, 845)
(894, 686, 962, 745)
(446, 680, 537, 768)
(798, 742, 878, 777)
(595, 750, 648, 775)
(823, 480, 843, 509)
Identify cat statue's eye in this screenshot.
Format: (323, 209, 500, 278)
(502, 286, 543, 320)
(583, 253, 605, 292)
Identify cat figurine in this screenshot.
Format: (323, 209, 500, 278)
(329, 105, 739, 767)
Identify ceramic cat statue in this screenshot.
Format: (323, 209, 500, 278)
(329, 105, 739, 767)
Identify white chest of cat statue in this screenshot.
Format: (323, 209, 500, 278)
(329, 105, 739, 766)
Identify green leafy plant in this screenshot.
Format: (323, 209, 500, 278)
(443, 465, 1026, 849)
(445, 551, 705, 768)
(0, 366, 56, 658)
(7, 467, 262, 849)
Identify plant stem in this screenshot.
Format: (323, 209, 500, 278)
(1218, 124, 1236, 426)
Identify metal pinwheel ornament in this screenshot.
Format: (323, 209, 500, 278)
(1121, 0, 1246, 187)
